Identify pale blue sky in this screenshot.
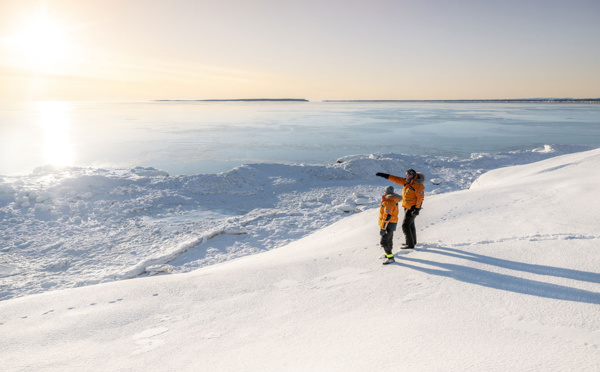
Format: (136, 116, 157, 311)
(1, 0, 599, 100)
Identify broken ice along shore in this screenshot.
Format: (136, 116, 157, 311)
(0, 144, 595, 301)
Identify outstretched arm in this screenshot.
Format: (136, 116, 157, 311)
(376, 173, 407, 187)
(388, 175, 406, 186)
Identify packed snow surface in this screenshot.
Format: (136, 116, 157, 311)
(0, 147, 599, 371)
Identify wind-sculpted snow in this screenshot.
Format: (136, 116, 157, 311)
(0, 144, 593, 300)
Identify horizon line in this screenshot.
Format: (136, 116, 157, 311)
(154, 98, 600, 103)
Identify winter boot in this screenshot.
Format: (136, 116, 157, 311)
(383, 256, 395, 265)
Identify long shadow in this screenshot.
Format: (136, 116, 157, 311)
(425, 246, 600, 284)
(399, 256, 600, 305)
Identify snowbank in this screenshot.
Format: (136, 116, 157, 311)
(0, 148, 599, 371)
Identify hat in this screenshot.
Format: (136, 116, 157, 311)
(406, 169, 417, 177)
(384, 186, 394, 194)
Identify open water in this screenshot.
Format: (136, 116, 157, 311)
(1, 101, 599, 176)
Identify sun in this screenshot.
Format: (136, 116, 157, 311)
(7, 13, 71, 71)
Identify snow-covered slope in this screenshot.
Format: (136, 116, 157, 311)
(1, 149, 599, 371)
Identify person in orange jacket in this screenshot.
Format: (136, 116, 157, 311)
(376, 169, 425, 249)
(378, 186, 402, 265)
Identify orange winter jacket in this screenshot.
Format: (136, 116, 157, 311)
(378, 193, 402, 229)
(389, 173, 425, 210)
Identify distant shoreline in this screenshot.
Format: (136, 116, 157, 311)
(154, 99, 309, 102)
(153, 98, 599, 104)
(323, 99, 600, 103)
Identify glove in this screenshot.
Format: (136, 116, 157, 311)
(380, 229, 387, 236)
(376, 172, 390, 179)
(413, 208, 420, 216)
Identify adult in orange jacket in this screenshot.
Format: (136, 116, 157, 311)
(378, 186, 402, 265)
(376, 168, 425, 249)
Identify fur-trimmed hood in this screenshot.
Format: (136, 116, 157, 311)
(413, 172, 425, 185)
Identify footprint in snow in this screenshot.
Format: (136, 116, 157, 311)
(131, 327, 169, 355)
(312, 267, 372, 289)
(201, 331, 222, 339)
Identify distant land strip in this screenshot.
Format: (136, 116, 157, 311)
(323, 98, 600, 103)
(154, 99, 309, 102)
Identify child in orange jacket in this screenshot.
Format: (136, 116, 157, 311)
(378, 186, 402, 265)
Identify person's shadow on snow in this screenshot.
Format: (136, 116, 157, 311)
(399, 247, 600, 305)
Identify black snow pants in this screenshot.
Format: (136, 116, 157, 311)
(380, 223, 396, 256)
(402, 209, 417, 247)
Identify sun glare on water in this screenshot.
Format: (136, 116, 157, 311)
(37, 101, 74, 168)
